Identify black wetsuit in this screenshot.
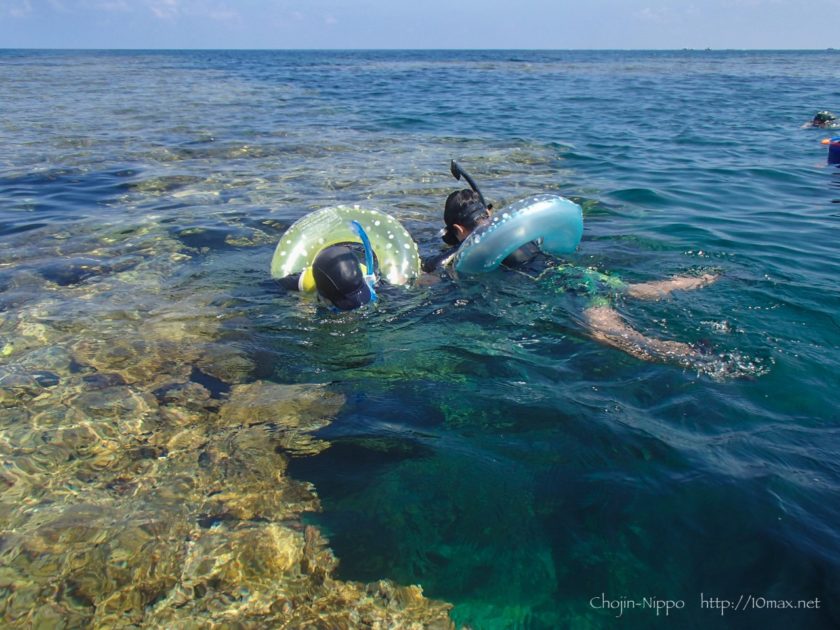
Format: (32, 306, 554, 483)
(422, 240, 626, 305)
(276, 273, 302, 291)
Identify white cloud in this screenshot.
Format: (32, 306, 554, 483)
(638, 6, 671, 22)
(142, 0, 240, 22)
(148, 0, 178, 19)
(2, 0, 33, 17)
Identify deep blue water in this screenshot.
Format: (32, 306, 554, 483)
(1, 49, 839, 629)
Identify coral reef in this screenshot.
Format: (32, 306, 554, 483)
(0, 228, 454, 628)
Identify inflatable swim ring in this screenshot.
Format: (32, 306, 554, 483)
(453, 194, 584, 274)
(270, 205, 421, 286)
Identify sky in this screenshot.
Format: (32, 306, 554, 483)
(0, 0, 837, 50)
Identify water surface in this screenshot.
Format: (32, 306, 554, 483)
(1, 49, 839, 629)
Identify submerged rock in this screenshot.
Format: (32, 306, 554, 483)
(219, 380, 344, 430)
(146, 524, 454, 629)
(71, 336, 193, 388)
(193, 345, 255, 387)
(216, 380, 345, 457)
(0, 220, 456, 627)
(0, 367, 455, 628)
(36, 256, 138, 287)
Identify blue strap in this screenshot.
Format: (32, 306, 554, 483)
(350, 220, 378, 303)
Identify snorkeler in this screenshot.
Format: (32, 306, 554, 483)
(424, 162, 719, 367)
(272, 206, 422, 311)
(276, 243, 374, 311)
(805, 111, 838, 129)
(422, 188, 542, 272)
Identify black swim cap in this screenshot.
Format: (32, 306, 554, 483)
(814, 111, 836, 124)
(442, 189, 488, 245)
(311, 245, 371, 311)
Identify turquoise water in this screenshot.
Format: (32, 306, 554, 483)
(2, 49, 839, 628)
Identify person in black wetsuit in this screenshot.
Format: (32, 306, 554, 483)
(277, 244, 373, 311)
(424, 177, 720, 368)
(809, 111, 838, 129)
(422, 189, 542, 272)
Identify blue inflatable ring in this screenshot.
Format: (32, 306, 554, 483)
(453, 194, 584, 274)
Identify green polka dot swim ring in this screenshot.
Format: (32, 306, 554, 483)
(270, 205, 421, 286)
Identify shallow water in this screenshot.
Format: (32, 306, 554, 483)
(1, 49, 839, 629)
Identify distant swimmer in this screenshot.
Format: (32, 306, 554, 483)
(805, 111, 839, 129)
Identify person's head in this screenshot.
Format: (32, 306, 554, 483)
(311, 244, 372, 311)
(812, 111, 837, 127)
(441, 189, 491, 246)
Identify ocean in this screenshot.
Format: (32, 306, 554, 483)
(1, 49, 839, 629)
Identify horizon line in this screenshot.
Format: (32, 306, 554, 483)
(1, 46, 837, 52)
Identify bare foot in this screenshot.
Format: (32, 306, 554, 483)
(626, 273, 718, 300)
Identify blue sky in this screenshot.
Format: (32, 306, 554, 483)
(1, 0, 837, 49)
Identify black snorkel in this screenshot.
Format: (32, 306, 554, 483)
(450, 160, 490, 210)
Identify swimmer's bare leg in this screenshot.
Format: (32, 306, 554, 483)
(625, 273, 718, 300)
(584, 305, 699, 365)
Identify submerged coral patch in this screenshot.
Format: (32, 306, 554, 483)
(0, 225, 453, 627)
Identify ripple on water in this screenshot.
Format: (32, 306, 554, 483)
(3, 49, 840, 629)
